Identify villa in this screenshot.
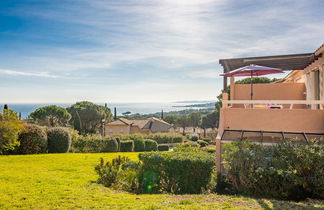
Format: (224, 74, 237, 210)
(105, 117, 172, 135)
(216, 44, 324, 172)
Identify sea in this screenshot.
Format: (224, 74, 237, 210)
(0, 102, 213, 119)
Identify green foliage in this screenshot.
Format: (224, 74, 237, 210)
(197, 140, 209, 147)
(202, 138, 212, 144)
(157, 144, 169, 151)
(201, 111, 218, 129)
(73, 111, 82, 133)
(120, 140, 134, 152)
(67, 101, 113, 134)
(47, 127, 71, 153)
(188, 112, 201, 127)
(134, 139, 146, 152)
(29, 105, 71, 127)
(95, 156, 133, 187)
(0, 109, 24, 154)
(235, 77, 280, 84)
(190, 135, 198, 141)
(173, 142, 200, 152)
(202, 146, 216, 154)
(144, 139, 158, 151)
(101, 138, 119, 152)
(223, 140, 324, 200)
(18, 124, 47, 154)
(147, 133, 184, 144)
(139, 151, 215, 194)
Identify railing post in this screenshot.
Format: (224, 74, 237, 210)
(222, 92, 229, 108)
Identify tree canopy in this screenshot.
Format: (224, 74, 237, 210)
(0, 109, 24, 154)
(29, 105, 71, 127)
(67, 101, 113, 134)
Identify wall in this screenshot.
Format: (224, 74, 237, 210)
(232, 83, 306, 108)
(105, 125, 130, 135)
(219, 108, 324, 133)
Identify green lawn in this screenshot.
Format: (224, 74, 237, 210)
(0, 153, 323, 209)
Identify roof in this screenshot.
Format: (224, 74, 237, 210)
(220, 53, 316, 72)
(107, 117, 171, 130)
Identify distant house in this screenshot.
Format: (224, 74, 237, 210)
(105, 117, 172, 135)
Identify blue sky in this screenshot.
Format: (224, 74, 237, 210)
(0, 0, 323, 103)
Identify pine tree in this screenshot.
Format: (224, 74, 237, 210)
(4, 104, 8, 110)
(161, 109, 164, 119)
(114, 107, 117, 120)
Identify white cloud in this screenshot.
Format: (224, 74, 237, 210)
(187, 69, 221, 79)
(0, 69, 59, 78)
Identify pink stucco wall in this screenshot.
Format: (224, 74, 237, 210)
(219, 108, 324, 133)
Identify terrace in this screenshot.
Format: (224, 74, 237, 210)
(215, 49, 324, 173)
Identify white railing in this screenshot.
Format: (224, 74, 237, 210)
(222, 100, 324, 109)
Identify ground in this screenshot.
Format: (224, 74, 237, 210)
(0, 153, 323, 209)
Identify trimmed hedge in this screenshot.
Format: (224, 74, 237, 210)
(101, 138, 118, 152)
(139, 151, 215, 194)
(197, 140, 209, 147)
(158, 144, 169, 151)
(147, 133, 185, 144)
(223, 140, 324, 200)
(144, 139, 158, 151)
(120, 140, 134, 152)
(47, 127, 71, 153)
(18, 124, 47, 154)
(134, 139, 146, 152)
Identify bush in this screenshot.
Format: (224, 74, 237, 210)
(173, 142, 200, 152)
(95, 156, 132, 187)
(18, 124, 47, 154)
(101, 138, 118, 152)
(120, 140, 134, 152)
(158, 144, 169, 151)
(134, 139, 146, 152)
(47, 127, 71, 153)
(147, 133, 185, 144)
(144, 139, 158, 151)
(223, 140, 324, 200)
(202, 146, 216, 153)
(139, 151, 215, 194)
(202, 138, 212, 144)
(197, 140, 209, 147)
(190, 135, 198, 142)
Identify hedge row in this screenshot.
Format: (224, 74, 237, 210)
(111, 133, 185, 144)
(139, 151, 215, 194)
(223, 140, 324, 200)
(71, 137, 158, 153)
(13, 125, 71, 154)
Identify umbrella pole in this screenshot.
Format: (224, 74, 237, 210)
(250, 72, 253, 100)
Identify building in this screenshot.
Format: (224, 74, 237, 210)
(105, 117, 172, 135)
(216, 44, 324, 173)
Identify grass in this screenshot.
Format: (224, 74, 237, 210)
(0, 153, 323, 209)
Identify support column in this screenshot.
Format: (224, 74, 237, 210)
(216, 138, 222, 173)
(230, 76, 235, 100)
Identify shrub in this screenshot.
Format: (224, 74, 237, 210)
(173, 142, 200, 152)
(139, 151, 215, 194)
(197, 140, 209, 147)
(134, 139, 146, 152)
(18, 124, 47, 154)
(147, 133, 185, 144)
(202, 146, 216, 153)
(144, 139, 158, 151)
(223, 140, 324, 200)
(101, 138, 118, 152)
(120, 140, 134, 152)
(202, 138, 212, 144)
(95, 156, 132, 187)
(47, 127, 71, 153)
(158, 144, 169, 151)
(190, 135, 198, 142)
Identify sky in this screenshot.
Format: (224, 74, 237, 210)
(0, 0, 323, 103)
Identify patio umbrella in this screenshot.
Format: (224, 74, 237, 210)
(220, 64, 284, 100)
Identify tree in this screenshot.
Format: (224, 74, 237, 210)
(0, 109, 24, 154)
(188, 112, 201, 128)
(67, 101, 113, 134)
(164, 115, 178, 125)
(201, 111, 218, 138)
(29, 105, 71, 127)
(176, 115, 190, 136)
(73, 111, 82, 133)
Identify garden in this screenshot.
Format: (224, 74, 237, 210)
(0, 107, 324, 209)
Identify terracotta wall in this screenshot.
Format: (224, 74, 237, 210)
(219, 108, 324, 133)
(105, 125, 130, 135)
(232, 83, 306, 108)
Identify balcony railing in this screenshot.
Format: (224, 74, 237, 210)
(222, 100, 324, 109)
